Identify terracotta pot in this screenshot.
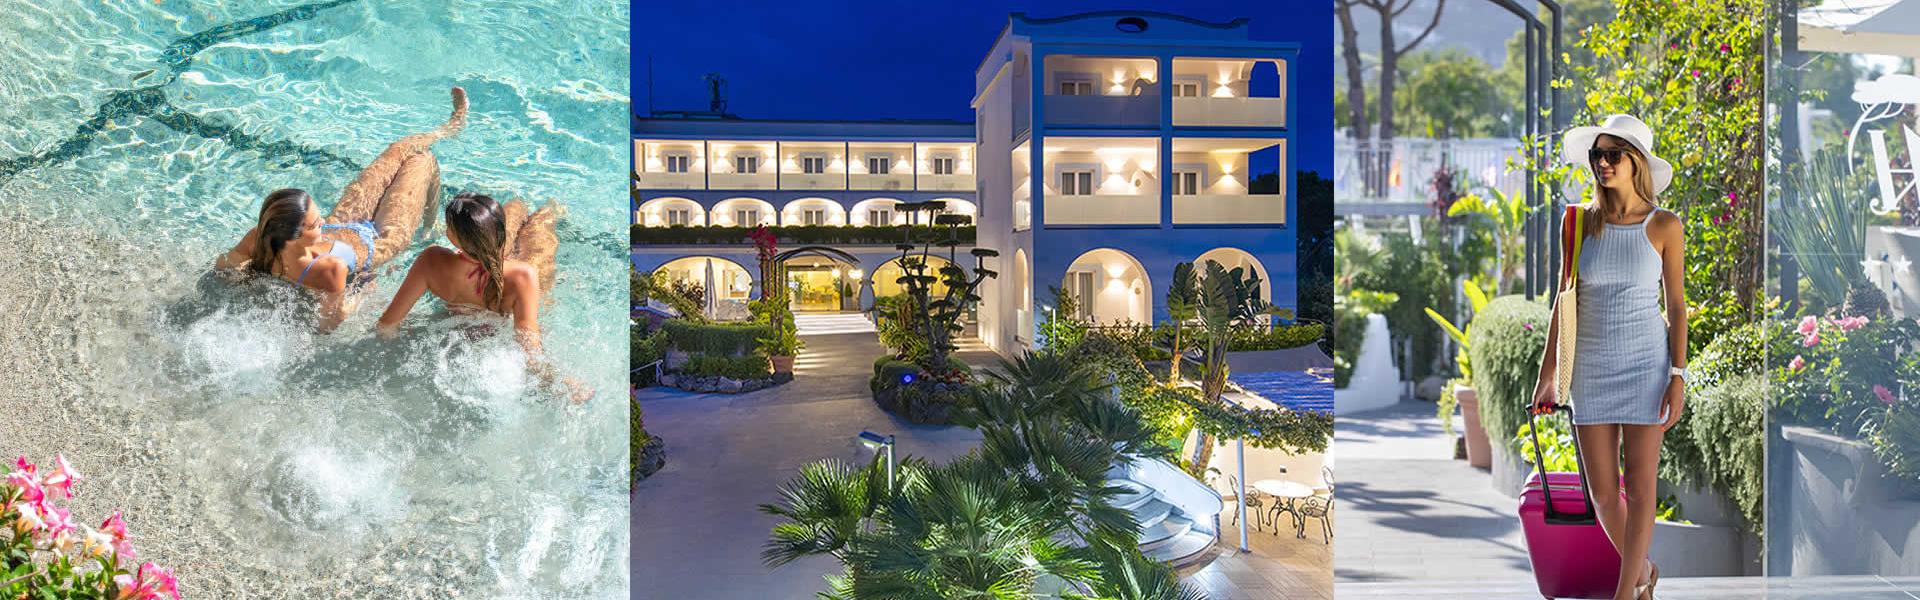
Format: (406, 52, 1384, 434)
(770, 355, 795, 374)
(1456, 384, 1492, 468)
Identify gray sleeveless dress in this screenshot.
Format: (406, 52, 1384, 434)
(1569, 208, 1671, 425)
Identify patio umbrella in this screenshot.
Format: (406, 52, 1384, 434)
(1799, 0, 1920, 58)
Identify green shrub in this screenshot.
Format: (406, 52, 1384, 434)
(1467, 296, 1550, 450)
(1660, 372, 1765, 535)
(1228, 322, 1325, 351)
(632, 321, 668, 387)
(680, 354, 771, 380)
(664, 320, 771, 357)
(872, 359, 923, 392)
(633, 224, 976, 246)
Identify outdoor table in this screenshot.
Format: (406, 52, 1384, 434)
(1253, 479, 1315, 536)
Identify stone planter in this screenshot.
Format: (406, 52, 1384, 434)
(1456, 384, 1491, 468)
(873, 381, 969, 425)
(1489, 439, 1533, 498)
(659, 373, 782, 394)
(1773, 425, 1920, 576)
(665, 349, 690, 371)
(770, 355, 795, 374)
(1647, 483, 1759, 577)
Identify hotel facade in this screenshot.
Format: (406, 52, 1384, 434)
(633, 11, 1297, 357)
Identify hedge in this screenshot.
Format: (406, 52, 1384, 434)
(664, 320, 771, 356)
(1467, 295, 1550, 450)
(633, 224, 976, 246)
(1660, 372, 1765, 535)
(680, 354, 772, 380)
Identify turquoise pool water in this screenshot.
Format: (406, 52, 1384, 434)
(0, 2, 628, 598)
(1230, 370, 1336, 414)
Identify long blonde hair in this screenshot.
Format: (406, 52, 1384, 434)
(1585, 135, 1658, 239)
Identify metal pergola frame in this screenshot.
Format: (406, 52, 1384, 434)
(1488, 0, 1566, 301)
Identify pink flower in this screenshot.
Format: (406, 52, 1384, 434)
(101, 511, 137, 560)
(43, 454, 80, 500)
(6, 467, 44, 505)
(1802, 331, 1821, 347)
(39, 504, 73, 541)
(1839, 316, 1869, 331)
(1691, 69, 1701, 78)
(1727, 191, 1740, 207)
(1875, 385, 1897, 406)
(1795, 316, 1819, 335)
(1719, 43, 1730, 52)
(1523, 322, 1535, 331)
(1789, 355, 1805, 371)
(114, 562, 180, 600)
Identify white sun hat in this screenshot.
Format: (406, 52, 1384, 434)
(1560, 114, 1674, 195)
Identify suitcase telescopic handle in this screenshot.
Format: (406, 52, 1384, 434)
(1529, 404, 1598, 526)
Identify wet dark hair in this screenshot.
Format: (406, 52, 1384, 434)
(250, 188, 312, 274)
(446, 192, 510, 309)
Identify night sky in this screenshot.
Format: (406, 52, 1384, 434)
(633, 0, 1333, 176)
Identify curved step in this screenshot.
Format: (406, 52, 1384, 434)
(1139, 514, 1193, 550)
(1131, 499, 1174, 532)
(1144, 530, 1216, 567)
(1109, 479, 1156, 511)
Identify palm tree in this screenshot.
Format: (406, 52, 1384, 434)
(1064, 541, 1210, 600)
(1185, 261, 1271, 476)
(1165, 263, 1199, 384)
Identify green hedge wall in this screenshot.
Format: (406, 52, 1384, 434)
(633, 224, 976, 246)
(680, 354, 772, 380)
(1467, 296, 1550, 449)
(1661, 372, 1765, 535)
(663, 320, 771, 357)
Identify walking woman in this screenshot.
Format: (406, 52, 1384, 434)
(214, 87, 468, 332)
(1531, 114, 1686, 600)
(373, 192, 589, 402)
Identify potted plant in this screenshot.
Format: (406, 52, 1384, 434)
(1427, 279, 1492, 467)
(759, 324, 802, 374)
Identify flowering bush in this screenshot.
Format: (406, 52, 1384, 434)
(3, 455, 181, 599)
(1771, 313, 1920, 485)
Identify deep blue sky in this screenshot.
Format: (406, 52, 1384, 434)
(633, 0, 1332, 176)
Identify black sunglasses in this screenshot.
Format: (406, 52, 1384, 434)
(1588, 148, 1627, 165)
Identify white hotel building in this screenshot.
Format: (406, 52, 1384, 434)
(634, 11, 1297, 357)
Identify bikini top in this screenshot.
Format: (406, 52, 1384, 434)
(293, 224, 371, 286)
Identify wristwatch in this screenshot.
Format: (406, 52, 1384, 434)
(1670, 366, 1687, 381)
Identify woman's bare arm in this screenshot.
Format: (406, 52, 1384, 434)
(375, 248, 445, 338)
(307, 259, 351, 333)
(505, 266, 591, 403)
(1655, 211, 1688, 429)
(215, 226, 261, 271)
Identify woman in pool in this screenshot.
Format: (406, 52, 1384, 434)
(213, 87, 468, 331)
(1531, 114, 1685, 600)
(375, 192, 589, 402)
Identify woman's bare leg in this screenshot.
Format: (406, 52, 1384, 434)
(1616, 425, 1664, 599)
(1575, 424, 1646, 599)
(505, 199, 561, 296)
(329, 87, 468, 224)
(365, 151, 441, 267)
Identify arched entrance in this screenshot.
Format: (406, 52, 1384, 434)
(1062, 248, 1152, 325)
(775, 246, 861, 312)
(872, 254, 955, 299)
(657, 256, 754, 320)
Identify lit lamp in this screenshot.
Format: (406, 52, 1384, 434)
(850, 269, 864, 280)
(858, 431, 897, 490)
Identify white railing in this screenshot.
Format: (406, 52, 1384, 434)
(1333, 137, 1524, 205)
(635, 171, 704, 190)
(1173, 97, 1286, 128)
(1173, 193, 1285, 225)
(1045, 193, 1159, 225)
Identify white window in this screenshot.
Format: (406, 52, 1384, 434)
(802, 156, 827, 174)
(664, 154, 691, 174)
(1066, 271, 1096, 321)
(1172, 82, 1201, 98)
(1060, 170, 1095, 196)
(1174, 170, 1201, 195)
(802, 208, 828, 226)
(866, 156, 891, 175)
(867, 208, 893, 226)
(734, 208, 760, 226)
(1059, 80, 1094, 96)
(932, 157, 955, 176)
(734, 155, 759, 174)
(665, 208, 692, 226)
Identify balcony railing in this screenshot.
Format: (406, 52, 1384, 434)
(708, 172, 775, 190)
(849, 173, 914, 191)
(635, 171, 703, 190)
(1335, 137, 1524, 207)
(1173, 97, 1286, 128)
(916, 173, 976, 191)
(1044, 94, 1159, 128)
(1173, 193, 1285, 225)
(1044, 192, 1159, 225)
(779, 172, 845, 190)
(631, 224, 977, 246)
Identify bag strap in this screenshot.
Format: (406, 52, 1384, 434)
(1562, 205, 1586, 286)
(1529, 405, 1599, 526)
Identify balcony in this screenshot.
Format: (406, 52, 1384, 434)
(1173, 97, 1287, 128)
(1042, 55, 1160, 129)
(1044, 94, 1159, 128)
(635, 171, 703, 190)
(1174, 194, 1285, 225)
(849, 173, 914, 191)
(708, 172, 774, 190)
(1046, 192, 1159, 225)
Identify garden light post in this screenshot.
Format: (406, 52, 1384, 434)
(858, 430, 896, 490)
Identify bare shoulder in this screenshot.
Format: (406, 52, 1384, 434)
(305, 257, 350, 293)
(1649, 208, 1684, 240)
(501, 261, 539, 291)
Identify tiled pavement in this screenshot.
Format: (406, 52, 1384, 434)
(1338, 575, 1920, 599)
(1181, 502, 1334, 600)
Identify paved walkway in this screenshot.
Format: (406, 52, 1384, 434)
(1339, 575, 1920, 598)
(1334, 400, 1536, 585)
(633, 331, 984, 599)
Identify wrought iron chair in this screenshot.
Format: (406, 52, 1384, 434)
(1295, 466, 1334, 543)
(1220, 474, 1267, 531)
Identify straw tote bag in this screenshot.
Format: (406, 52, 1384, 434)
(1554, 205, 1587, 408)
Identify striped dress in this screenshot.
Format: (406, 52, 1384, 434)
(1569, 208, 1671, 425)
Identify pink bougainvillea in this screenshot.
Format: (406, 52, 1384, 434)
(4, 455, 180, 598)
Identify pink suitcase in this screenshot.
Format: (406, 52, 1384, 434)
(1517, 405, 1623, 599)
